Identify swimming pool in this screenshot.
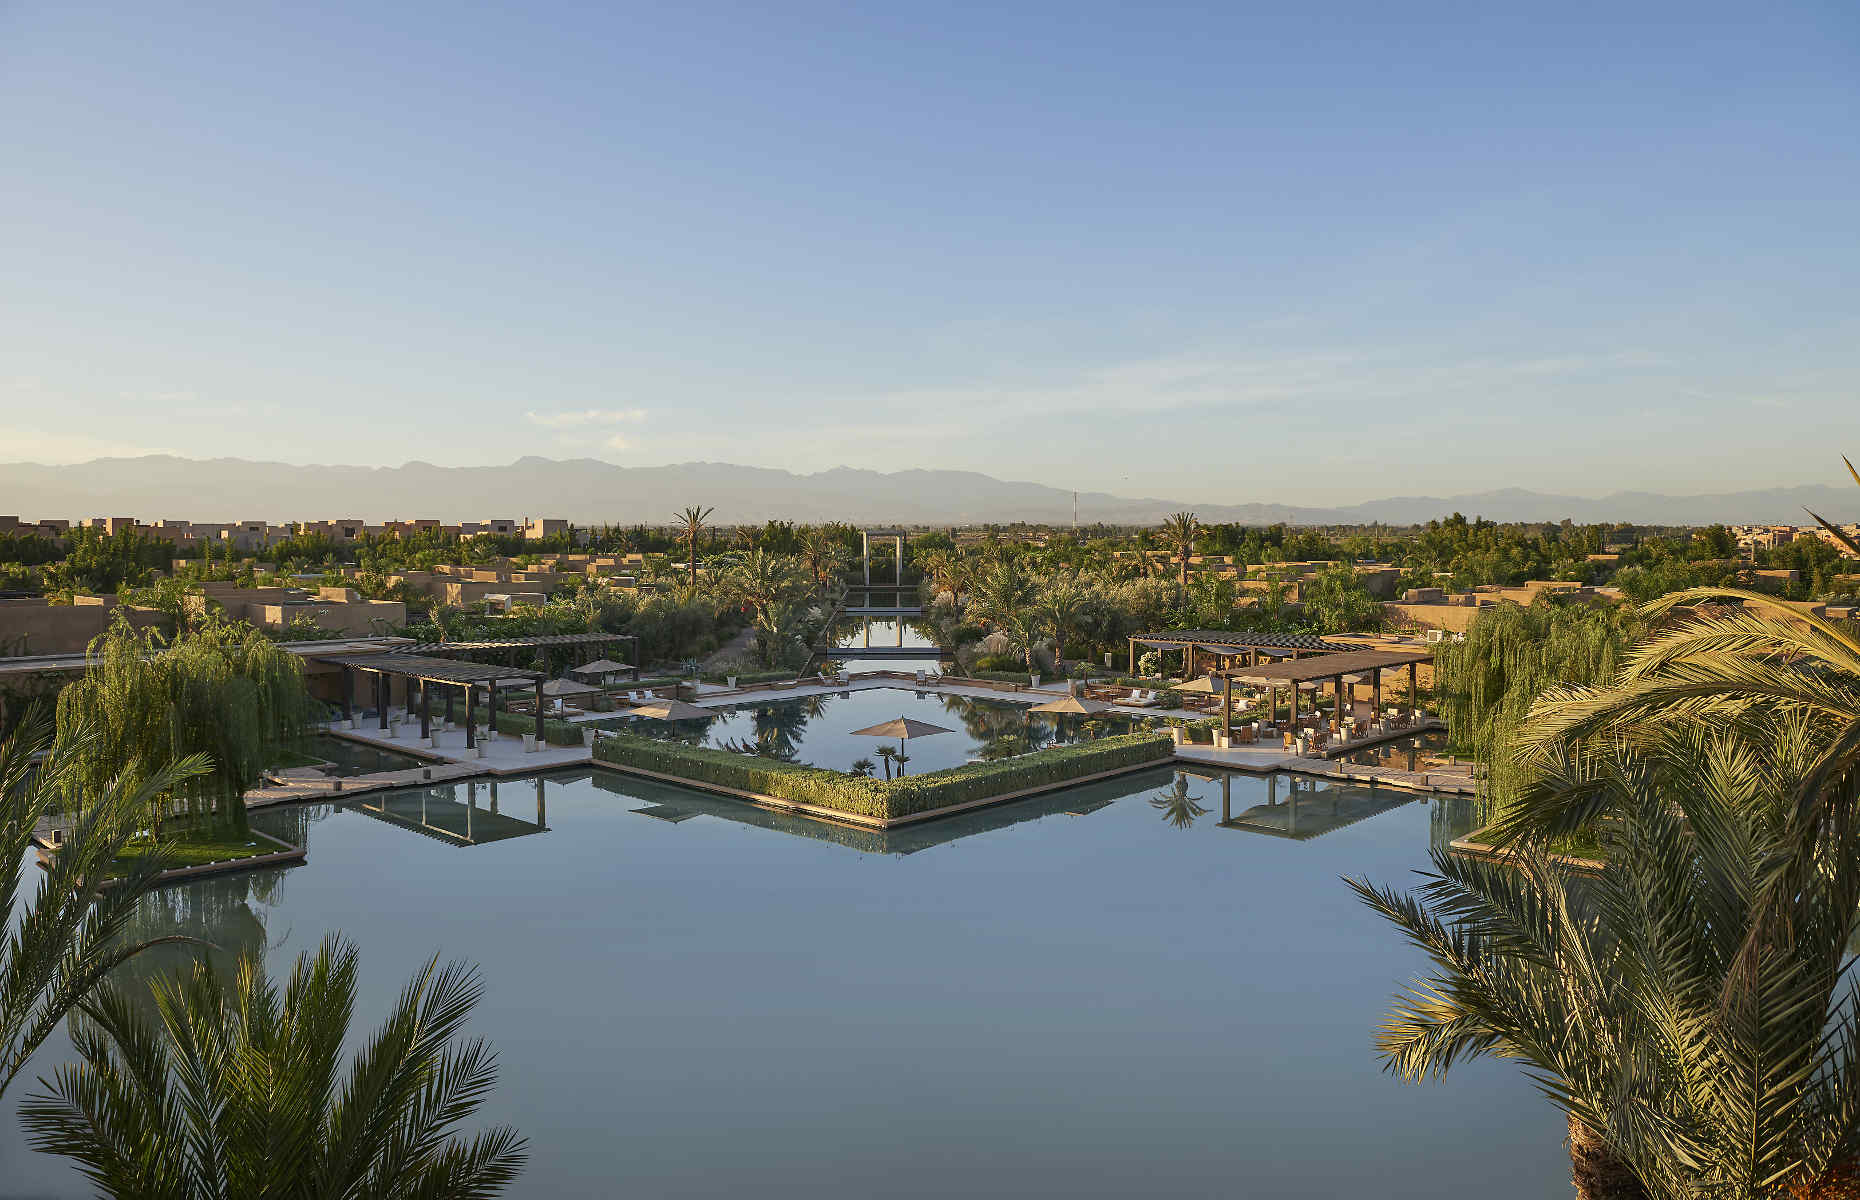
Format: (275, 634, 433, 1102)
(595, 686, 1162, 774)
(301, 733, 431, 777)
(0, 766, 1564, 1198)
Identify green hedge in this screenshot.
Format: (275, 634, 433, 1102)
(700, 668, 793, 685)
(960, 669, 1038, 686)
(489, 709, 585, 746)
(591, 730, 1172, 820)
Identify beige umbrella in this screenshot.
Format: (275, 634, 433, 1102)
(573, 658, 630, 678)
(629, 699, 714, 721)
(1027, 693, 1110, 715)
(541, 677, 602, 697)
(850, 717, 952, 774)
(1169, 675, 1223, 694)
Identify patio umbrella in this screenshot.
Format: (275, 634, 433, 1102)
(1169, 674, 1223, 694)
(541, 678, 602, 698)
(629, 699, 714, 721)
(850, 717, 952, 774)
(573, 658, 629, 680)
(1026, 693, 1110, 715)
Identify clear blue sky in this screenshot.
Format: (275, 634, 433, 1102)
(2, 2, 1855, 503)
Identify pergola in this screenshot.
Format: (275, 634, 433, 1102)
(314, 653, 545, 747)
(1128, 630, 1351, 677)
(1220, 647, 1433, 738)
(394, 633, 640, 680)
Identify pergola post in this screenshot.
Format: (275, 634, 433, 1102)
(1332, 675, 1344, 734)
(1372, 670, 1382, 721)
(375, 673, 387, 730)
(1185, 643, 1195, 679)
(1408, 661, 1419, 723)
(1129, 638, 1137, 675)
(1221, 675, 1232, 742)
(489, 675, 500, 729)
(630, 637, 641, 682)
(1290, 679, 1300, 727)
(534, 678, 544, 740)
(465, 685, 476, 749)
(340, 666, 353, 722)
(420, 681, 431, 739)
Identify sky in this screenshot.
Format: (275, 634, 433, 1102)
(1, 1, 1856, 505)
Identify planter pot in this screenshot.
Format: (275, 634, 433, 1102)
(474, 743, 486, 759)
(1214, 733, 1231, 750)
(523, 734, 538, 753)
(1170, 727, 1184, 746)
(726, 676, 737, 689)
(1031, 674, 1042, 688)
(426, 735, 439, 749)
(344, 718, 357, 731)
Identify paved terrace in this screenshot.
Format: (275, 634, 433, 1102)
(286, 670, 1467, 800)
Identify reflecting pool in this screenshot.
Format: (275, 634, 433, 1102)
(597, 686, 1164, 774)
(0, 767, 1567, 1198)
(300, 733, 432, 777)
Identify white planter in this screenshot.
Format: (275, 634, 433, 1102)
(726, 676, 737, 689)
(1214, 733, 1231, 750)
(1170, 727, 1184, 746)
(426, 735, 439, 749)
(523, 734, 538, 753)
(1031, 674, 1042, 688)
(474, 743, 486, 759)
(344, 718, 357, 731)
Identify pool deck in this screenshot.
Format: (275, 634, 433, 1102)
(279, 678, 1470, 807)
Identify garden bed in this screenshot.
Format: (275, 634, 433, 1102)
(591, 730, 1174, 825)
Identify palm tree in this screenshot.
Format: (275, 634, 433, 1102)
(674, 505, 715, 585)
(1160, 511, 1200, 587)
(1351, 717, 1860, 1200)
(0, 714, 210, 1102)
(1035, 578, 1091, 670)
(874, 745, 897, 780)
(798, 528, 852, 594)
(893, 750, 911, 777)
(850, 757, 876, 778)
(24, 934, 527, 1198)
(969, 560, 1039, 668)
(1148, 774, 1208, 828)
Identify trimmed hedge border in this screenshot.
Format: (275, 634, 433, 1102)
(490, 709, 585, 746)
(591, 730, 1173, 821)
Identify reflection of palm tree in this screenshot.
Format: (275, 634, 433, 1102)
(1149, 774, 1209, 828)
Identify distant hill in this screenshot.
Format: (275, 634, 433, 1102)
(2, 456, 1855, 527)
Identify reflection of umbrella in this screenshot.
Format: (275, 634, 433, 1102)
(630, 699, 714, 721)
(850, 717, 952, 774)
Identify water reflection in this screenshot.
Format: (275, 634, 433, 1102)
(597, 688, 1163, 774)
(352, 776, 549, 847)
(1149, 773, 1211, 828)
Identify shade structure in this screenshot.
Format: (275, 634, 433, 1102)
(849, 717, 953, 740)
(1027, 694, 1111, 715)
(1170, 675, 1224, 694)
(629, 699, 715, 721)
(541, 677, 602, 697)
(574, 658, 630, 675)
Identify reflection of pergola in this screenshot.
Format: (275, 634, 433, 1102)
(395, 632, 639, 680)
(355, 776, 549, 846)
(314, 653, 544, 746)
(1211, 772, 1413, 841)
(1128, 630, 1350, 677)
(1222, 648, 1433, 737)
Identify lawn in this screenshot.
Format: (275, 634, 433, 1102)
(107, 819, 292, 877)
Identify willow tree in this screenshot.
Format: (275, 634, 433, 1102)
(56, 616, 318, 836)
(1429, 597, 1638, 819)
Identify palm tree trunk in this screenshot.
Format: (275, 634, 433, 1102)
(1567, 1116, 1646, 1199)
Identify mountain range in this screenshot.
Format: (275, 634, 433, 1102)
(2, 456, 1855, 528)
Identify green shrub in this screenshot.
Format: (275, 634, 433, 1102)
(489, 709, 584, 746)
(961, 669, 1038, 685)
(700, 668, 792, 685)
(591, 730, 1172, 820)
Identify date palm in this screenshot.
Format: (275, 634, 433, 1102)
(1160, 511, 1200, 587)
(1034, 578, 1091, 669)
(969, 560, 1039, 668)
(674, 505, 714, 585)
(1351, 717, 1860, 1200)
(24, 934, 526, 1199)
(0, 714, 210, 1102)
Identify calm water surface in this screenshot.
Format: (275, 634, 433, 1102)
(0, 767, 1567, 1198)
(598, 686, 1162, 774)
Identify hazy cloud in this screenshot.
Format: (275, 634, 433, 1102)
(524, 409, 647, 428)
